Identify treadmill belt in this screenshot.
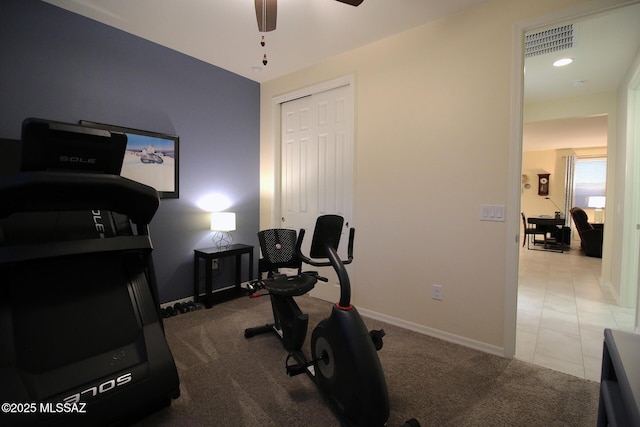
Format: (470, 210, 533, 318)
(8, 253, 141, 374)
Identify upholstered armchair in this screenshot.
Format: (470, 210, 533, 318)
(569, 207, 603, 258)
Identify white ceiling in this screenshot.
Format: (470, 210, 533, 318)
(42, 0, 491, 83)
(523, 115, 609, 152)
(42, 0, 640, 151)
(523, 3, 640, 105)
(522, 3, 640, 151)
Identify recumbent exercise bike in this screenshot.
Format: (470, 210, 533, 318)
(244, 215, 419, 427)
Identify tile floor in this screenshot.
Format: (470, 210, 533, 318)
(515, 241, 636, 382)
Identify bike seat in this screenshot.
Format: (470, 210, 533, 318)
(264, 273, 317, 296)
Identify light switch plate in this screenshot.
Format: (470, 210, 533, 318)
(480, 204, 505, 222)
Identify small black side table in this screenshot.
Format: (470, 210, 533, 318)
(193, 244, 254, 309)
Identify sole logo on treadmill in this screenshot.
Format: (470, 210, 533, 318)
(58, 156, 97, 165)
(91, 209, 106, 238)
(61, 372, 132, 404)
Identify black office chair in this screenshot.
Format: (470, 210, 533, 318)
(245, 228, 318, 352)
(521, 212, 549, 249)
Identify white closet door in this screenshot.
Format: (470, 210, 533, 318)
(280, 84, 353, 302)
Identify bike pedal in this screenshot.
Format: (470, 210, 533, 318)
(370, 329, 386, 351)
(286, 364, 307, 377)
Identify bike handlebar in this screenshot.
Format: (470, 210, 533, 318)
(296, 228, 354, 267)
(296, 226, 355, 307)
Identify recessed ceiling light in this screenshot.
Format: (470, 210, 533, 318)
(553, 58, 573, 67)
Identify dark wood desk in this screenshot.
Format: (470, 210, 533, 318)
(193, 244, 254, 309)
(598, 329, 640, 426)
(526, 216, 565, 227)
(527, 217, 567, 251)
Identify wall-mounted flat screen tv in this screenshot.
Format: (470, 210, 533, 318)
(80, 120, 179, 199)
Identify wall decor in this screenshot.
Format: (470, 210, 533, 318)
(80, 121, 179, 199)
(538, 173, 550, 196)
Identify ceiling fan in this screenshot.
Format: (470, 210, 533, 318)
(255, 0, 364, 32)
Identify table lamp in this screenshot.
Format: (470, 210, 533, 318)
(587, 196, 605, 223)
(211, 212, 236, 249)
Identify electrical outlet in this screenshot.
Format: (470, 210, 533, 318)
(212, 260, 219, 270)
(432, 284, 443, 301)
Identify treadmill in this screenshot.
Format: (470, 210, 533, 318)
(0, 118, 180, 426)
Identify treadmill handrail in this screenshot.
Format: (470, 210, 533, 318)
(0, 235, 153, 265)
(0, 171, 159, 225)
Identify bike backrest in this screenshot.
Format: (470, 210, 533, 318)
(309, 215, 344, 259)
(257, 228, 303, 275)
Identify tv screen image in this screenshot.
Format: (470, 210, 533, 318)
(81, 120, 180, 199)
(122, 133, 176, 192)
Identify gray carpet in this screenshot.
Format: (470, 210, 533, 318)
(137, 295, 600, 426)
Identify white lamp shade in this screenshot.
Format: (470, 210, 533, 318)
(210, 212, 236, 231)
(587, 196, 606, 209)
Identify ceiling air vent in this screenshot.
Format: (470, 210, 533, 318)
(525, 24, 573, 58)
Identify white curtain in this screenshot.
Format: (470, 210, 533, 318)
(564, 155, 576, 224)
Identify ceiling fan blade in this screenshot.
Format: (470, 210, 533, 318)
(255, 0, 277, 32)
(335, 0, 364, 6)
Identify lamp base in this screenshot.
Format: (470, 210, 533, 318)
(212, 231, 233, 250)
(594, 208, 604, 223)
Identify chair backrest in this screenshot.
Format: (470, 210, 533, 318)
(309, 214, 344, 259)
(257, 228, 302, 274)
(521, 212, 537, 231)
(570, 207, 593, 231)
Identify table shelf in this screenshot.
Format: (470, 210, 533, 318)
(193, 244, 254, 309)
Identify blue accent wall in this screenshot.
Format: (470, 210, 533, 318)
(0, 0, 260, 303)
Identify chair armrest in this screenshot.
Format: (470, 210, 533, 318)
(581, 228, 603, 239)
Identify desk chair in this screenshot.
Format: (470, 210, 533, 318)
(521, 212, 548, 249)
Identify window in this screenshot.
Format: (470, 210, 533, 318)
(573, 157, 607, 208)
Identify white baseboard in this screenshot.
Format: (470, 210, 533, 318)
(357, 307, 506, 358)
(161, 291, 506, 357)
(600, 278, 621, 305)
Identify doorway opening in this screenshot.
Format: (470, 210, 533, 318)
(513, 3, 640, 380)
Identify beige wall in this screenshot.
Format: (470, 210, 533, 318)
(521, 146, 608, 219)
(521, 150, 561, 217)
(259, 0, 613, 352)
